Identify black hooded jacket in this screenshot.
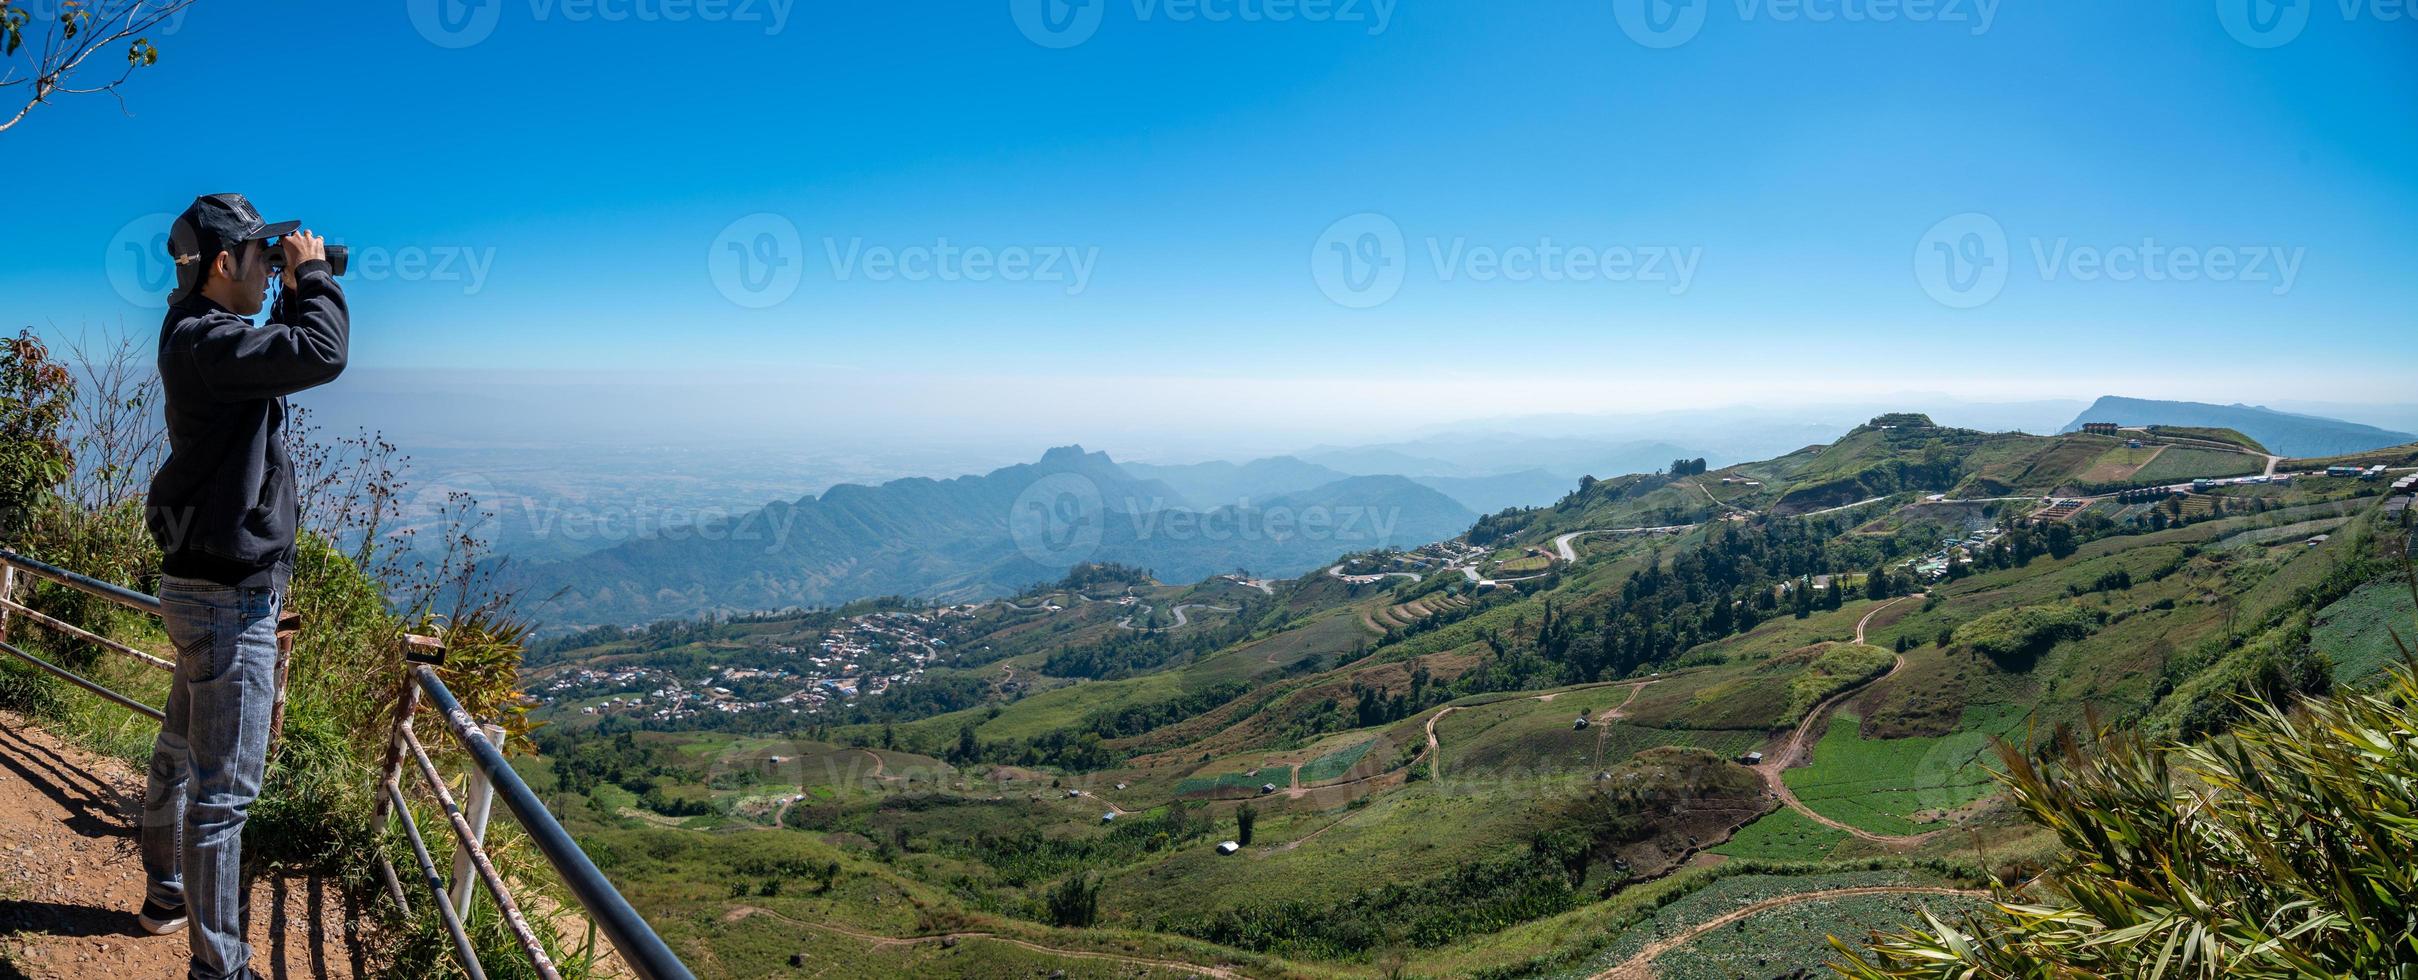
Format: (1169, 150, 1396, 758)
(145, 260, 348, 588)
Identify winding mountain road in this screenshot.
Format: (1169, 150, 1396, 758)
(1116, 603, 1239, 631)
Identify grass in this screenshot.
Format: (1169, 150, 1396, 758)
(1782, 709, 2002, 837)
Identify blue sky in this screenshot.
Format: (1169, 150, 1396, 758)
(3, 1, 2413, 446)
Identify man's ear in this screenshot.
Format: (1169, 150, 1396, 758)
(210, 249, 237, 283)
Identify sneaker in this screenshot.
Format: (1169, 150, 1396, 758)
(137, 899, 186, 935)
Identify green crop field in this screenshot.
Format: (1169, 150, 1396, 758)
(1296, 738, 1378, 783)
(1560, 869, 1980, 980)
(1173, 765, 1292, 796)
(1711, 805, 1852, 861)
(1783, 708, 2004, 836)
(1651, 889, 1990, 980)
(2312, 577, 2418, 685)
(2131, 446, 2265, 484)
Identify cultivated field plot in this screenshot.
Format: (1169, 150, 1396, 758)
(1174, 764, 1293, 797)
(1651, 889, 1990, 980)
(1555, 869, 1981, 980)
(1710, 804, 1851, 861)
(2077, 442, 2166, 484)
(2216, 516, 2354, 551)
(1782, 708, 2002, 836)
(1297, 737, 1380, 783)
(2312, 577, 2418, 686)
(2131, 446, 2264, 484)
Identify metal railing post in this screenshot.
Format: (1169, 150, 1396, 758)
(449, 721, 507, 918)
(0, 565, 16, 642)
(371, 638, 432, 913)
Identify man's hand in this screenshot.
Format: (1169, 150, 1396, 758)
(279, 230, 327, 289)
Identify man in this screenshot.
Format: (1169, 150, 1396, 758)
(140, 193, 347, 980)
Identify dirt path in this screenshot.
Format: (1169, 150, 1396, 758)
(1424, 679, 1657, 786)
(1752, 594, 1940, 846)
(726, 905, 1240, 977)
(1854, 592, 1914, 645)
(1588, 885, 1988, 979)
(0, 711, 372, 978)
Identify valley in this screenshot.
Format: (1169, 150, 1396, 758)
(517, 415, 2418, 978)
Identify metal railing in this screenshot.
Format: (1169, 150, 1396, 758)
(0, 547, 694, 980)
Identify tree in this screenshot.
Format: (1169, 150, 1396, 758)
(1044, 872, 1101, 928)
(1235, 802, 1257, 846)
(953, 722, 978, 763)
(1841, 573, 2418, 977)
(2, 0, 196, 135)
(0, 329, 74, 541)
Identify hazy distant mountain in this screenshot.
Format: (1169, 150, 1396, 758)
(1120, 456, 1355, 509)
(1300, 435, 1703, 481)
(501, 446, 1475, 628)
(2061, 397, 2417, 458)
(1407, 469, 1584, 514)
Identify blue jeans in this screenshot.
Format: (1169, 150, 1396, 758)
(141, 575, 281, 980)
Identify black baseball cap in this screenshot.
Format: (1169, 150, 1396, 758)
(167, 193, 299, 299)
